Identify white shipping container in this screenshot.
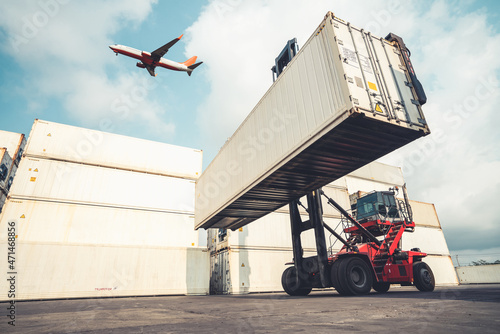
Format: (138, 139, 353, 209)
(25, 119, 202, 180)
(423, 255, 459, 286)
(410, 200, 441, 228)
(401, 226, 451, 256)
(196, 12, 429, 230)
(274, 185, 350, 218)
(0, 198, 199, 247)
(226, 248, 317, 294)
(10, 157, 195, 214)
(345, 176, 402, 195)
(0, 130, 26, 166)
(456, 264, 500, 284)
(0, 242, 209, 300)
(349, 162, 404, 187)
(0, 148, 13, 190)
(210, 212, 344, 251)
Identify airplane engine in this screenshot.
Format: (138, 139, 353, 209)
(136, 62, 146, 68)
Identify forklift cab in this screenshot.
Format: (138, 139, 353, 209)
(354, 191, 400, 222)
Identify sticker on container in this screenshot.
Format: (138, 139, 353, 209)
(342, 47, 359, 69)
(375, 104, 384, 113)
(368, 81, 377, 91)
(358, 54, 373, 74)
(355, 77, 364, 88)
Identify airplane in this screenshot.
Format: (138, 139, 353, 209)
(109, 35, 203, 77)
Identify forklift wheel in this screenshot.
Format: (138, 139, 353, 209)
(413, 262, 435, 292)
(281, 267, 312, 296)
(372, 281, 390, 293)
(338, 257, 373, 295)
(330, 259, 348, 295)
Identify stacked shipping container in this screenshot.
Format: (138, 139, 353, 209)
(0, 120, 208, 300)
(209, 162, 458, 294)
(0, 131, 26, 212)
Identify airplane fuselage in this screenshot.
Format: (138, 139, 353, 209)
(109, 45, 188, 72)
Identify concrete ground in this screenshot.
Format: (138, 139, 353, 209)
(1, 284, 500, 333)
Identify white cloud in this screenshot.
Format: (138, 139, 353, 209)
(0, 0, 175, 138)
(186, 0, 500, 252)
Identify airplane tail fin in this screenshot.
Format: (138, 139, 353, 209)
(187, 62, 203, 76)
(181, 56, 198, 67)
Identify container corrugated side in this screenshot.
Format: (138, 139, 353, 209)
(0, 198, 199, 247)
(0, 243, 209, 300)
(10, 157, 195, 214)
(25, 119, 202, 180)
(0, 148, 13, 191)
(0, 130, 26, 165)
(196, 12, 429, 230)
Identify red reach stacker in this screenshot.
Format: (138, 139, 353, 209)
(281, 186, 435, 296)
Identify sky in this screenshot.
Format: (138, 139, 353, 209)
(0, 0, 499, 264)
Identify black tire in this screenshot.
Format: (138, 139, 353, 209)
(338, 257, 373, 295)
(372, 281, 390, 293)
(413, 262, 435, 292)
(281, 267, 312, 296)
(330, 259, 348, 295)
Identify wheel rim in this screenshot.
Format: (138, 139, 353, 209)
(422, 269, 431, 285)
(350, 266, 366, 288)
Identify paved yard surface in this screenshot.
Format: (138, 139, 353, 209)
(1, 285, 500, 333)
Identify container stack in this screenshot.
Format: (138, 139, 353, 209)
(0, 130, 26, 211)
(208, 162, 457, 294)
(0, 120, 209, 300)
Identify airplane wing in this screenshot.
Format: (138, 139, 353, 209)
(151, 34, 183, 62)
(144, 64, 156, 77)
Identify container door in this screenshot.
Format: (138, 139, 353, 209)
(210, 250, 231, 294)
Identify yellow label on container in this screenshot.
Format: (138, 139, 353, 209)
(20, 214, 25, 218)
(368, 81, 377, 91)
(30, 177, 36, 182)
(375, 104, 383, 113)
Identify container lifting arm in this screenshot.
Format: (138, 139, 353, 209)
(319, 189, 382, 246)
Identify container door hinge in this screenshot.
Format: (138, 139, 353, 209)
(418, 118, 427, 125)
(405, 81, 413, 88)
(411, 99, 420, 106)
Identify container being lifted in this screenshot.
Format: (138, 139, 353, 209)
(195, 11, 429, 231)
